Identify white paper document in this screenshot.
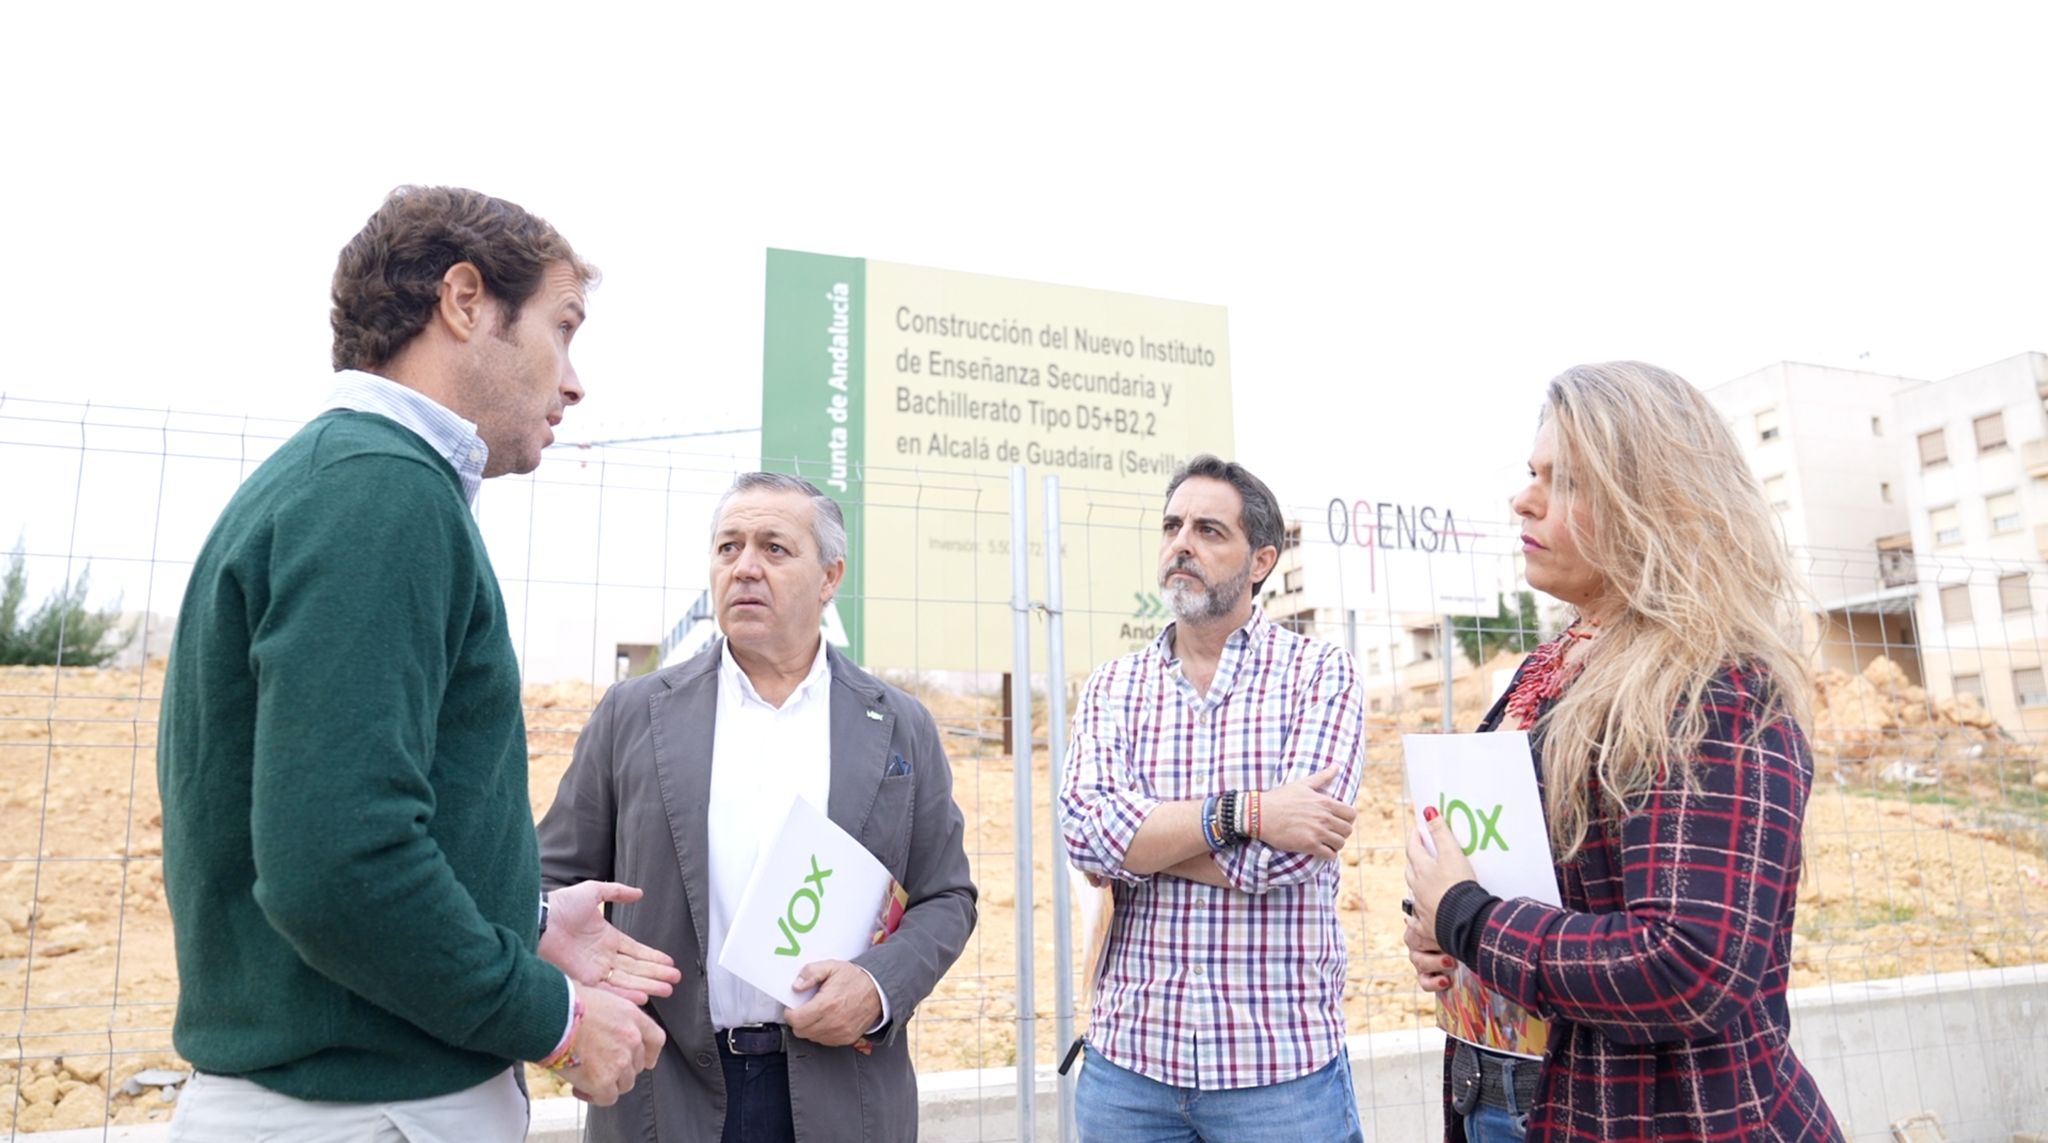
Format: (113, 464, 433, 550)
(716, 795, 898, 1009)
(1400, 731, 1563, 907)
(1402, 731, 1562, 1058)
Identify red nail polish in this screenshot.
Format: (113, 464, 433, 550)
(1423, 806, 1440, 822)
(1441, 956, 1455, 969)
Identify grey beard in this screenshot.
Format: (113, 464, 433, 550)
(1163, 556, 1252, 623)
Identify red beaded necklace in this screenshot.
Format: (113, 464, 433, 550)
(1502, 620, 1597, 730)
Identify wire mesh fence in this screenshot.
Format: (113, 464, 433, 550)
(2, 395, 2044, 1139)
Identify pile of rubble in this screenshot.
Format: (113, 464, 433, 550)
(1810, 656, 2008, 762)
(0, 1057, 186, 1133)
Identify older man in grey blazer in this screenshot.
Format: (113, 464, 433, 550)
(538, 471, 977, 1143)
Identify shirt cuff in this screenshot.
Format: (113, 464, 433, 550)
(547, 973, 577, 1060)
(854, 964, 891, 1034)
(1434, 879, 1501, 966)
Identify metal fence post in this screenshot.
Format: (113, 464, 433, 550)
(1042, 474, 1077, 1143)
(1439, 614, 1455, 732)
(1008, 465, 1037, 1142)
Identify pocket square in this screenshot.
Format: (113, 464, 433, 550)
(885, 752, 912, 778)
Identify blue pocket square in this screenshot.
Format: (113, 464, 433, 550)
(885, 752, 913, 778)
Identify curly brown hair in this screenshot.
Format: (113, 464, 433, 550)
(330, 186, 598, 372)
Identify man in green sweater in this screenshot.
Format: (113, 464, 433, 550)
(158, 186, 673, 1140)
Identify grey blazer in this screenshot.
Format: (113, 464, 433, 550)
(537, 640, 978, 1143)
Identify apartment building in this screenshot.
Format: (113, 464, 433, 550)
(1705, 362, 1930, 681)
(1894, 352, 2048, 731)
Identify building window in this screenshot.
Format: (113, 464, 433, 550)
(1756, 408, 1781, 443)
(1940, 582, 1973, 625)
(2000, 572, 2031, 614)
(1974, 412, 2008, 454)
(2015, 666, 2048, 708)
(1283, 567, 1305, 594)
(1988, 491, 2022, 534)
(1871, 416, 1883, 436)
(1918, 428, 1949, 469)
(1880, 481, 1893, 504)
(1763, 475, 1789, 510)
(1953, 673, 1983, 702)
(1930, 505, 1963, 547)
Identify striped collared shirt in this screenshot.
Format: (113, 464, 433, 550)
(323, 370, 489, 505)
(1058, 608, 1365, 1090)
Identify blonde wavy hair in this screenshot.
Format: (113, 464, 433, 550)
(1535, 362, 1813, 859)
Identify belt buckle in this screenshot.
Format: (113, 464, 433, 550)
(723, 1023, 781, 1055)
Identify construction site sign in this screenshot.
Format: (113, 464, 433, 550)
(763, 249, 1233, 670)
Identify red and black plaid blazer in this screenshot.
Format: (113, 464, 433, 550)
(1445, 659, 1845, 1141)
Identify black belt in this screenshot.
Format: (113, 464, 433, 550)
(1449, 1041, 1540, 1115)
(719, 1023, 787, 1056)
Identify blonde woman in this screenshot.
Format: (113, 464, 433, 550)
(1404, 363, 1844, 1142)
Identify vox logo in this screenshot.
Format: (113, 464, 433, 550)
(1437, 793, 1509, 856)
(772, 855, 835, 957)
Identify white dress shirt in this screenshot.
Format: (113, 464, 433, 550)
(706, 639, 836, 1028)
(323, 370, 490, 505)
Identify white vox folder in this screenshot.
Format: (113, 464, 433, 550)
(716, 795, 906, 1009)
(1402, 730, 1563, 1058)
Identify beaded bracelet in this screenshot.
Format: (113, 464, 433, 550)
(1200, 794, 1226, 852)
(539, 996, 585, 1072)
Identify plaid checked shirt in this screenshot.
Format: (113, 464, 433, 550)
(1452, 653, 1844, 1142)
(1059, 608, 1364, 1090)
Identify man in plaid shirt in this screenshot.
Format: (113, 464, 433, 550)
(1059, 455, 1367, 1142)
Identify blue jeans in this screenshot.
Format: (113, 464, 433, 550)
(717, 1042, 795, 1143)
(1459, 1055, 1531, 1142)
(1462, 1103, 1529, 1142)
(1075, 1046, 1364, 1143)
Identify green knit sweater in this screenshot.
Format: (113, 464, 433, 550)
(158, 412, 568, 1101)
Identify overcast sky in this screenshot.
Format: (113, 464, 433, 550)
(5, 3, 2044, 630)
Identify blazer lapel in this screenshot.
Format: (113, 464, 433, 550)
(649, 642, 721, 957)
(824, 646, 895, 845)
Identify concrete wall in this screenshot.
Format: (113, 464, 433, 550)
(22, 965, 2045, 1143)
(1788, 964, 2048, 1142)
(539, 963, 2048, 1142)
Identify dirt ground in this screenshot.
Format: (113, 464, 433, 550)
(3, 663, 2044, 1132)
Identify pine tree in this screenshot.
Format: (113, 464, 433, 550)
(1451, 591, 1541, 668)
(0, 537, 132, 667)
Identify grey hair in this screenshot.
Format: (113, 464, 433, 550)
(1164, 454, 1285, 592)
(711, 471, 848, 567)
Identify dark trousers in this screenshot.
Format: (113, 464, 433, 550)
(717, 1039, 796, 1143)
